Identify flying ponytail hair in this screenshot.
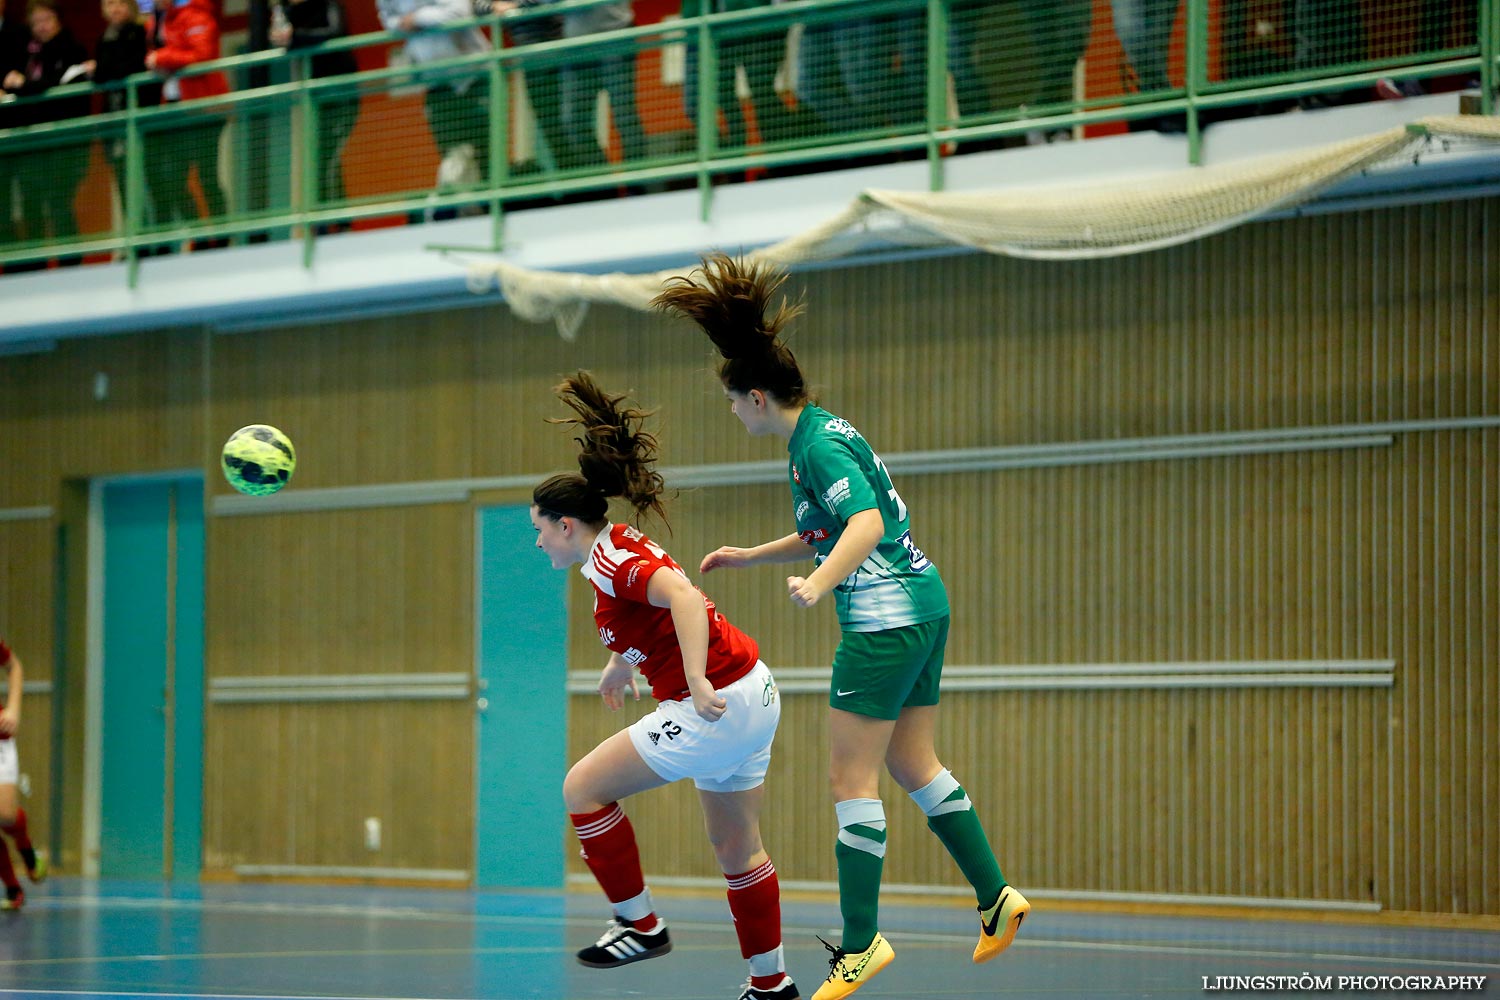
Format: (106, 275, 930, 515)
(652, 252, 810, 406)
(532, 372, 669, 527)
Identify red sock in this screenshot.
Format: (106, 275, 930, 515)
(570, 804, 652, 929)
(0, 835, 18, 891)
(727, 858, 784, 988)
(4, 808, 32, 851)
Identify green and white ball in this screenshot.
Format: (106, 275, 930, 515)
(221, 424, 296, 496)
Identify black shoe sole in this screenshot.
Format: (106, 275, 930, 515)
(575, 941, 672, 968)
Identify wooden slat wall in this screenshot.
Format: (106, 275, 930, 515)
(0, 197, 1495, 912)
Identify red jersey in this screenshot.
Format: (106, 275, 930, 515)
(582, 524, 759, 702)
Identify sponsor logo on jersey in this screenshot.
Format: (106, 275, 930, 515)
(822, 477, 851, 507)
(824, 417, 859, 440)
(796, 499, 810, 520)
(599, 626, 616, 646)
(625, 560, 647, 589)
(623, 647, 648, 666)
(799, 527, 830, 544)
(791, 464, 801, 484)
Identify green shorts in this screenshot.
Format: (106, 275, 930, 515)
(829, 616, 950, 720)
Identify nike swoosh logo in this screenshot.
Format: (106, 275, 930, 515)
(836, 688, 858, 697)
(982, 888, 1010, 935)
(841, 940, 880, 981)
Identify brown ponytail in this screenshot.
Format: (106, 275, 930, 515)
(652, 252, 810, 406)
(532, 372, 668, 526)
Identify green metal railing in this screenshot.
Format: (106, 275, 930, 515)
(0, 0, 1494, 279)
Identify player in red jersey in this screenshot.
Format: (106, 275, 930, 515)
(0, 637, 48, 911)
(530, 372, 799, 1000)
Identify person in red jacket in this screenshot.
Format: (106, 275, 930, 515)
(0, 637, 49, 912)
(143, 0, 229, 244)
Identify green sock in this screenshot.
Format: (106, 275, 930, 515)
(927, 803, 1005, 908)
(834, 798, 887, 953)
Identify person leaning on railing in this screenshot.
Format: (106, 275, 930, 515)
(557, 0, 644, 169)
(475, 0, 571, 177)
(144, 0, 231, 249)
(679, 0, 794, 151)
(377, 0, 490, 206)
(80, 0, 160, 212)
(269, 0, 359, 222)
(0, 0, 92, 267)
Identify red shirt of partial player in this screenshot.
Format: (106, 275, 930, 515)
(581, 524, 758, 702)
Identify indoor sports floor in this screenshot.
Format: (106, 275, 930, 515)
(1, 879, 1497, 999)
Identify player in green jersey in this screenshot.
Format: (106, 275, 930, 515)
(654, 253, 1030, 1000)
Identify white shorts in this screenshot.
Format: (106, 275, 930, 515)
(0, 740, 16, 785)
(628, 660, 782, 793)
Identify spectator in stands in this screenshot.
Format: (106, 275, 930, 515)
(559, 0, 644, 168)
(680, 0, 793, 150)
(480, 0, 571, 176)
(82, 0, 159, 209)
(1111, 0, 1176, 98)
(2, 0, 92, 258)
(269, 0, 359, 212)
(378, 0, 490, 192)
(144, 0, 231, 244)
(1290, 0, 1370, 109)
(0, 4, 32, 251)
(1008, 0, 1091, 142)
(795, 15, 894, 137)
(1376, 0, 1480, 99)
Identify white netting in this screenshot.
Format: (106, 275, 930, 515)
(462, 115, 1500, 338)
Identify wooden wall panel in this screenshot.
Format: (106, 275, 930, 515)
(206, 699, 472, 870)
(0, 197, 1494, 913)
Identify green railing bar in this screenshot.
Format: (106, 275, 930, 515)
(1185, 0, 1208, 165)
(125, 81, 144, 287)
(925, 0, 948, 192)
(299, 78, 316, 268)
(1485, 0, 1498, 116)
(697, 11, 716, 223)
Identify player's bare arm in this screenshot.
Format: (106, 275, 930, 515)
(647, 569, 725, 722)
(787, 507, 883, 609)
(700, 533, 810, 574)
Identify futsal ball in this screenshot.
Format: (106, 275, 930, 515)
(221, 424, 296, 496)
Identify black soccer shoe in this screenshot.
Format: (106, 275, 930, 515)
(576, 917, 673, 968)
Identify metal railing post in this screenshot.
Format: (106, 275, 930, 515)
(489, 25, 507, 248)
(299, 61, 318, 268)
(926, 0, 949, 191)
(1483, 0, 1497, 115)
(696, 11, 715, 222)
(125, 82, 145, 288)
(1185, 0, 1207, 165)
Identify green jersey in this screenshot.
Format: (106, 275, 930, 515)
(787, 404, 948, 632)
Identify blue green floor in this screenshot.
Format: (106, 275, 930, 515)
(1, 879, 1496, 998)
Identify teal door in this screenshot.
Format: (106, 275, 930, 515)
(100, 477, 204, 879)
(474, 504, 568, 887)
